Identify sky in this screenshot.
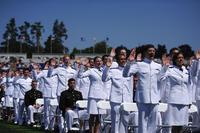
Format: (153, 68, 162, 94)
(0, 0, 200, 53)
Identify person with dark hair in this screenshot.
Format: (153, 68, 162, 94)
(123, 44, 162, 133)
(102, 54, 109, 65)
(169, 47, 180, 58)
(115, 45, 129, 58)
(24, 80, 43, 125)
(32, 59, 58, 131)
(1, 70, 14, 122)
(48, 55, 77, 132)
(78, 56, 106, 133)
(59, 78, 83, 133)
(102, 54, 112, 100)
(187, 49, 200, 130)
(102, 54, 133, 133)
(16, 68, 32, 125)
(161, 51, 193, 133)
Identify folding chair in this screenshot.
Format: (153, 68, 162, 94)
(97, 100, 111, 133)
(156, 103, 171, 133)
(34, 98, 44, 127)
(120, 102, 138, 133)
(76, 100, 89, 131)
(36, 98, 44, 105)
(63, 100, 88, 133)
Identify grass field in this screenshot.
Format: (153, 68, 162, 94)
(0, 120, 47, 133)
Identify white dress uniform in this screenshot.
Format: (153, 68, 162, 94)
(102, 66, 133, 133)
(190, 59, 200, 126)
(123, 58, 162, 133)
(160, 65, 191, 126)
(1, 77, 14, 107)
(13, 76, 21, 123)
(78, 66, 107, 114)
(33, 69, 58, 130)
(77, 77, 90, 99)
(48, 66, 77, 96)
(48, 66, 77, 132)
(16, 76, 32, 125)
(102, 65, 112, 100)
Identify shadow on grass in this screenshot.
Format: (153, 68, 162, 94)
(0, 120, 50, 133)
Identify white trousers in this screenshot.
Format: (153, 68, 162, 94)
(137, 103, 159, 133)
(27, 105, 44, 123)
(44, 97, 57, 130)
(64, 109, 88, 131)
(110, 102, 130, 133)
(18, 99, 27, 125)
(196, 100, 200, 127)
(13, 98, 19, 123)
(57, 96, 64, 133)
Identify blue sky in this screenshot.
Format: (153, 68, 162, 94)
(0, 0, 200, 52)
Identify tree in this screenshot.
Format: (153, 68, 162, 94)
(18, 21, 32, 53)
(1, 18, 19, 53)
(155, 44, 167, 59)
(44, 20, 68, 53)
(31, 22, 44, 53)
(178, 44, 194, 59)
(94, 41, 107, 54)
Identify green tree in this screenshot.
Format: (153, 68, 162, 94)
(18, 21, 32, 53)
(178, 44, 194, 59)
(1, 18, 19, 53)
(44, 20, 68, 53)
(155, 44, 167, 59)
(31, 22, 44, 53)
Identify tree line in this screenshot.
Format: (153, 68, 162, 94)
(1, 18, 194, 60)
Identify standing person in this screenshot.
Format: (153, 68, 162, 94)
(33, 59, 58, 131)
(78, 56, 106, 133)
(102, 54, 133, 133)
(1, 70, 14, 121)
(48, 55, 77, 132)
(13, 69, 23, 124)
(161, 51, 192, 132)
(76, 57, 91, 100)
(102, 54, 112, 100)
(24, 80, 43, 125)
(160, 47, 180, 103)
(59, 78, 83, 133)
(16, 68, 32, 125)
(123, 44, 162, 133)
(189, 50, 200, 129)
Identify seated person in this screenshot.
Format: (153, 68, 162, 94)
(59, 78, 85, 132)
(25, 80, 43, 125)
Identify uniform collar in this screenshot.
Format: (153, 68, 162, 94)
(118, 65, 124, 70)
(173, 65, 184, 72)
(68, 88, 75, 92)
(143, 58, 153, 63)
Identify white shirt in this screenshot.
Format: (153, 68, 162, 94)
(160, 65, 191, 105)
(123, 58, 162, 104)
(16, 76, 32, 99)
(102, 66, 133, 103)
(48, 66, 77, 96)
(78, 66, 106, 99)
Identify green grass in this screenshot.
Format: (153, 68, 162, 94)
(0, 120, 46, 133)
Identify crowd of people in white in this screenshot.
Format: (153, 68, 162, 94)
(0, 44, 200, 133)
